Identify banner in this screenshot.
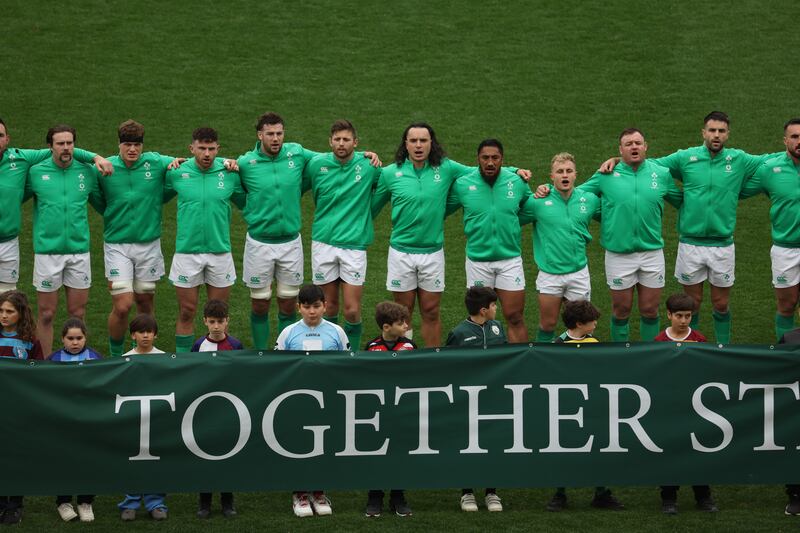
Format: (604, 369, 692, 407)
(2, 342, 800, 495)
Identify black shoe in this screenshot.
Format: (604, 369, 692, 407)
(221, 505, 237, 518)
(196, 506, 211, 519)
(591, 491, 625, 510)
(786, 494, 800, 515)
(365, 493, 383, 518)
(389, 494, 412, 517)
(3, 508, 22, 525)
(696, 497, 718, 512)
(546, 492, 567, 512)
(662, 500, 678, 515)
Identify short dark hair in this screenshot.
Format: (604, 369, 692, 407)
(298, 284, 325, 305)
(665, 293, 696, 314)
(46, 124, 76, 145)
(256, 112, 284, 131)
(477, 138, 504, 155)
(784, 118, 800, 132)
(0, 118, 5, 129)
(374, 301, 410, 328)
(394, 122, 446, 167)
(203, 299, 229, 319)
(618, 127, 644, 143)
(561, 300, 600, 329)
(129, 313, 158, 335)
(703, 111, 729, 126)
(192, 127, 218, 143)
(118, 119, 145, 143)
(61, 317, 87, 338)
(465, 286, 498, 316)
(330, 119, 356, 138)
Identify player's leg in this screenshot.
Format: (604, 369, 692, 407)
(275, 235, 304, 337)
(707, 244, 735, 343)
(775, 286, 800, 341)
(205, 253, 235, 303)
(770, 245, 800, 341)
(65, 287, 90, 319)
(320, 281, 341, 322)
(709, 285, 732, 343)
(675, 243, 706, 328)
(170, 253, 204, 353)
(637, 250, 666, 341)
(131, 239, 164, 317)
(605, 251, 637, 342)
(63, 254, 92, 323)
(494, 257, 528, 342)
(244, 234, 275, 350)
(416, 250, 446, 347)
(105, 243, 136, 356)
(313, 241, 341, 324)
(387, 246, 418, 340)
(36, 290, 60, 356)
(537, 294, 562, 342)
(0, 237, 20, 291)
(340, 248, 367, 349)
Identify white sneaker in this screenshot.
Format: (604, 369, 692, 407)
(292, 492, 313, 518)
(460, 493, 478, 512)
(57, 503, 78, 522)
(485, 493, 503, 512)
(77, 503, 95, 522)
(311, 491, 332, 516)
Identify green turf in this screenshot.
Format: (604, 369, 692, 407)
(4, 0, 800, 529)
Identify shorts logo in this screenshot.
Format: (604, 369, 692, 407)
(680, 273, 691, 282)
(10, 270, 16, 277)
(110, 268, 120, 277)
(658, 274, 664, 282)
(250, 276, 260, 283)
(777, 275, 788, 284)
(473, 280, 484, 287)
(150, 267, 157, 274)
(434, 279, 442, 288)
(515, 276, 522, 285)
(314, 272, 325, 281)
(41, 280, 52, 288)
(225, 274, 231, 280)
(353, 272, 361, 279)
(391, 279, 401, 287)
(723, 273, 731, 281)
(294, 272, 301, 281)
(83, 275, 89, 282)
(612, 278, 623, 286)
(491, 325, 500, 335)
(178, 275, 188, 282)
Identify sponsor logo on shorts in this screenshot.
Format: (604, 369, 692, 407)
(250, 276, 260, 283)
(777, 275, 788, 284)
(391, 279, 401, 287)
(680, 273, 691, 282)
(612, 278, 623, 286)
(41, 280, 52, 288)
(473, 280, 484, 287)
(178, 275, 188, 282)
(110, 268, 120, 276)
(314, 272, 324, 281)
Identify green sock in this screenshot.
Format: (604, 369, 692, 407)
(324, 315, 339, 325)
(690, 312, 700, 329)
(250, 312, 269, 350)
(176, 334, 194, 353)
(536, 328, 555, 342)
(640, 316, 660, 341)
(776, 313, 795, 342)
(109, 337, 125, 357)
(610, 317, 630, 342)
(278, 311, 297, 336)
(711, 310, 731, 344)
(344, 321, 362, 350)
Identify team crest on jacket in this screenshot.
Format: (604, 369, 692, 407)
(491, 325, 500, 335)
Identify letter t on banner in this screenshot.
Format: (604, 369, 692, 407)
(115, 393, 176, 461)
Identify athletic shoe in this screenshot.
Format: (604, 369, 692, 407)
(460, 492, 478, 512)
(57, 503, 78, 522)
(311, 491, 332, 516)
(786, 493, 800, 515)
(485, 493, 503, 512)
(77, 503, 94, 522)
(546, 492, 567, 512)
(365, 492, 383, 517)
(120, 509, 136, 521)
(591, 491, 625, 510)
(662, 500, 678, 515)
(150, 507, 168, 520)
(222, 504, 237, 518)
(389, 493, 412, 517)
(696, 497, 719, 512)
(2, 508, 22, 525)
(292, 492, 313, 518)
(196, 506, 211, 519)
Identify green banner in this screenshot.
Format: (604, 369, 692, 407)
(2, 342, 800, 495)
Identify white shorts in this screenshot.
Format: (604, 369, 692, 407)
(104, 239, 165, 282)
(33, 253, 91, 292)
(605, 249, 665, 290)
(536, 265, 591, 301)
(169, 253, 236, 288)
(465, 256, 525, 291)
(674, 242, 734, 287)
(386, 246, 445, 293)
(243, 233, 303, 288)
(771, 245, 800, 288)
(311, 241, 366, 286)
(0, 237, 20, 285)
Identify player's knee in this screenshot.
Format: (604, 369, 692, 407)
(275, 282, 299, 299)
(178, 302, 197, 322)
(0, 282, 17, 292)
(38, 307, 56, 324)
(109, 280, 134, 296)
(343, 307, 360, 323)
(133, 280, 157, 294)
(505, 310, 525, 325)
(250, 286, 272, 301)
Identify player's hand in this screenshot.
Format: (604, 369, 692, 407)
(599, 157, 619, 173)
(224, 159, 239, 172)
(167, 158, 186, 170)
(363, 151, 382, 167)
(534, 184, 551, 198)
(516, 168, 532, 182)
(93, 156, 114, 176)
